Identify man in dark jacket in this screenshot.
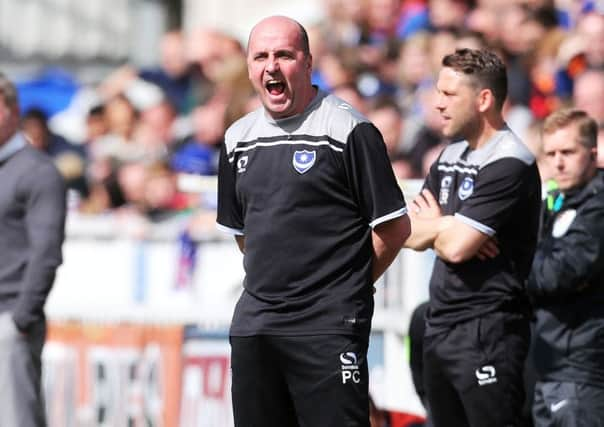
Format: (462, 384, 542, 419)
(0, 72, 66, 426)
(528, 108, 604, 426)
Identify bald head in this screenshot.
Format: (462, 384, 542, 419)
(248, 16, 310, 58)
(245, 15, 316, 119)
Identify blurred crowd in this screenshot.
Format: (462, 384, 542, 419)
(14, 0, 604, 235)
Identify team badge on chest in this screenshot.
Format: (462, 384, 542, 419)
(458, 176, 474, 200)
(293, 150, 316, 174)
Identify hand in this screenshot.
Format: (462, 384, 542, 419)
(411, 189, 442, 220)
(476, 237, 499, 261)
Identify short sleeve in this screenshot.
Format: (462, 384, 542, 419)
(456, 158, 536, 236)
(422, 151, 443, 196)
(342, 122, 407, 228)
(216, 143, 244, 235)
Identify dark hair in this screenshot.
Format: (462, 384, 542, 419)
(88, 104, 106, 117)
(442, 48, 508, 110)
(23, 107, 48, 123)
(297, 21, 311, 57)
(542, 108, 598, 149)
(0, 72, 18, 109)
(370, 96, 403, 116)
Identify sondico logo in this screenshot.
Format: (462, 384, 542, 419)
(340, 352, 360, 384)
(475, 365, 497, 386)
(237, 156, 248, 173)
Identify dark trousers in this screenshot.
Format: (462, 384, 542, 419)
(423, 311, 530, 427)
(230, 334, 370, 427)
(533, 381, 604, 427)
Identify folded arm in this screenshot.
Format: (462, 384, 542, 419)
(404, 189, 495, 263)
(372, 214, 411, 282)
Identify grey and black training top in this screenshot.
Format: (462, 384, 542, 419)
(217, 89, 407, 337)
(423, 127, 541, 330)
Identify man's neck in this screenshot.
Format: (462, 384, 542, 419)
(466, 115, 506, 150)
(0, 131, 26, 163)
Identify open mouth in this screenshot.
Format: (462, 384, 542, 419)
(265, 79, 286, 96)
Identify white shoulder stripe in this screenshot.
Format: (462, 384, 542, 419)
(370, 207, 408, 228)
(437, 164, 478, 175)
(228, 140, 343, 163)
(454, 213, 495, 236)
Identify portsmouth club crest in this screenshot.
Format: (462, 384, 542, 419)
(293, 150, 316, 174)
(458, 176, 474, 200)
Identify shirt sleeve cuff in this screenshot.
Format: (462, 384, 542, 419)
(370, 207, 408, 229)
(454, 213, 495, 236)
(216, 223, 244, 236)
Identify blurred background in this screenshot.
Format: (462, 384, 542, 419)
(1, 0, 603, 426)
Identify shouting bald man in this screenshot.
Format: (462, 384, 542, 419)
(216, 16, 410, 427)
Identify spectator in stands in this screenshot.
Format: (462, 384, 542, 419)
(85, 104, 109, 143)
(21, 107, 88, 196)
(427, 0, 473, 31)
(405, 85, 446, 177)
(332, 83, 370, 115)
(313, 49, 361, 93)
(527, 108, 604, 426)
(368, 97, 405, 160)
(142, 161, 189, 222)
(573, 70, 604, 126)
(0, 72, 66, 427)
(139, 30, 195, 114)
(170, 104, 223, 177)
(365, 0, 403, 42)
(576, 11, 604, 70)
(319, 0, 365, 47)
(396, 31, 433, 118)
(22, 108, 84, 158)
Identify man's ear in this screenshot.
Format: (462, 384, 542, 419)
(477, 88, 494, 113)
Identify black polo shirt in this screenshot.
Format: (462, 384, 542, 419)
(423, 127, 541, 330)
(217, 90, 407, 336)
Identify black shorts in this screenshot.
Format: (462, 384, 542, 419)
(230, 334, 370, 427)
(423, 311, 530, 427)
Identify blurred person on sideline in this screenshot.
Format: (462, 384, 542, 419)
(0, 73, 66, 427)
(217, 16, 410, 427)
(527, 108, 604, 426)
(407, 300, 432, 426)
(403, 48, 542, 427)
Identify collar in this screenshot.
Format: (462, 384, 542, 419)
(264, 86, 324, 126)
(0, 132, 27, 163)
(563, 169, 604, 208)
